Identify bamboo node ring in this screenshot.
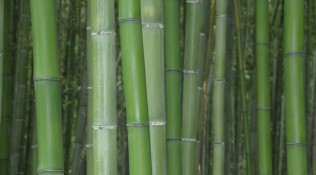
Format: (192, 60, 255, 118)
(182, 137, 197, 142)
(186, 0, 200, 3)
(87, 86, 93, 90)
(198, 86, 203, 90)
(183, 69, 198, 74)
(216, 13, 227, 17)
(213, 78, 225, 83)
(214, 142, 225, 145)
(142, 23, 164, 29)
(200, 33, 206, 37)
(31, 144, 38, 148)
(118, 18, 141, 23)
(126, 123, 149, 127)
(91, 31, 116, 37)
(33, 77, 60, 82)
(286, 142, 306, 146)
(165, 68, 181, 72)
(283, 51, 304, 56)
(149, 121, 166, 126)
(0, 53, 3, 57)
(92, 125, 117, 130)
(86, 26, 91, 31)
(256, 42, 269, 46)
(37, 169, 64, 173)
(85, 144, 93, 148)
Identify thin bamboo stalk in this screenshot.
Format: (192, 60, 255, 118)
(30, 0, 64, 174)
(181, 0, 201, 174)
(255, 0, 273, 173)
(118, 1, 152, 174)
(164, 0, 182, 174)
(0, 0, 14, 173)
(86, 1, 93, 175)
(0, 0, 3, 126)
(90, 0, 117, 174)
(232, 0, 252, 174)
(10, 1, 30, 174)
(283, 0, 307, 173)
(211, 0, 227, 174)
(141, 0, 167, 175)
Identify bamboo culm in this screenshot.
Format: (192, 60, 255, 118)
(90, 0, 117, 174)
(284, 0, 308, 173)
(164, 0, 182, 174)
(118, 0, 152, 174)
(255, 0, 273, 174)
(141, 0, 167, 174)
(30, 0, 64, 174)
(181, 0, 201, 174)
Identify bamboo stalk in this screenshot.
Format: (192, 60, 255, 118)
(164, 0, 182, 174)
(30, 0, 64, 174)
(232, 0, 252, 174)
(141, 0, 167, 175)
(283, 0, 307, 173)
(211, 0, 227, 174)
(10, 1, 30, 174)
(90, 0, 117, 174)
(0, 0, 14, 173)
(255, 0, 273, 173)
(86, 0, 93, 174)
(181, 0, 201, 174)
(118, 1, 152, 174)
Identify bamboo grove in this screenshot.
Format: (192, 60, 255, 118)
(1, 0, 316, 174)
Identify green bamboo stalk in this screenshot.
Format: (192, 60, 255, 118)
(141, 1, 167, 175)
(86, 0, 93, 174)
(181, 0, 201, 174)
(10, 1, 30, 174)
(0, 0, 3, 126)
(27, 110, 37, 175)
(284, 0, 307, 173)
(232, 0, 251, 174)
(30, 0, 64, 174)
(255, 0, 273, 174)
(90, 0, 117, 174)
(164, 0, 182, 174)
(0, 0, 14, 173)
(211, 0, 227, 174)
(118, 1, 152, 175)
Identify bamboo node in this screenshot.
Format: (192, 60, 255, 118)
(256, 107, 271, 111)
(216, 13, 227, 17)
(213, 142, 225, 145)
(85, 144, 93, 148)
(92, 125, 117, 130)
(0, 53, 4, 57)
(149, 121, 166, 126)
(91, 31, 116, 37)
(286, 142, 306, 147)
(213, 78, 225, 83)
(31, 144, 37, 148)
(142, 23, 164, 29)
(126, 123, 149, 127)
(186, 0, 200, 3)
(33, 77, 60, 82)
(87, 86, 93, 90)
(198, 86, 203, 90)
(182, 137, 197, 142)
(86, 26, 91, 31)
(167, 138, 182, 141)
(283, 51, 304, 56)
(37, 169, 64, 173)
(183, 69, 198, 74)
(200, 33, 206, 37)
(118, 18, 141, 23)
(165, 68, 181, 72)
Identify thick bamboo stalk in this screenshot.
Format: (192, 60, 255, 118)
(141, 0, 167, 175)
(90, 0, 117, 174)
(211, 0, 227, 174)
(232, 0, 252, 174)
(255, 0, 273, 174)
(0, 0, 14, 173)
(164, 0, 182, 174)
(181, 0, 201, 174)
(86, 0, 93, 174)
(30, 0, 64, 174)
(10, 1, 30, 174)
(118, 1, 152, 174)
(284, 0, 307, 173)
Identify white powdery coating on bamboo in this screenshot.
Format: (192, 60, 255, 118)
(186, 0, 200, 3)
(183, 69, 199, 74)
(149, 121, 166, 126)
(91, 31, 116, 37)
(182, 138, 198, 142)
(92, 125, 117, 130)
(142, 23, 164, 29)
(0, 53, 3, 57)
